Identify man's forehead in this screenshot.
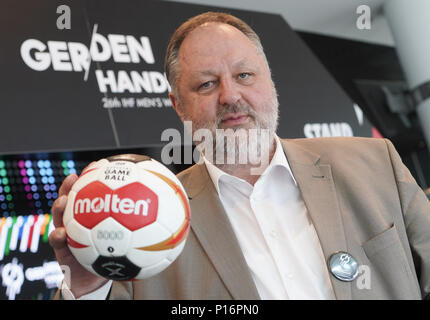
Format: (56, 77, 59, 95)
(179, 22, 253, 54)
(187, 59, 254, 76)
(178, 23, 258, 67)
(186, 22, 242, 40)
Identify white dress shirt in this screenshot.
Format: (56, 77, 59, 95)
(204, 136, 335, 299)
(61, 279, 112, 300)
(62, 136, 335, 300)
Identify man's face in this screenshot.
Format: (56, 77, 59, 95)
(171, 22, 278, 136)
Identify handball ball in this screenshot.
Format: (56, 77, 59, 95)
(63, 154, 191, 281)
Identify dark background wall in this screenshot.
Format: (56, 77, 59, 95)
(298, 31, 430, 190)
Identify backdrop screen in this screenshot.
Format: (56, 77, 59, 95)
(0, 147, 179, 300)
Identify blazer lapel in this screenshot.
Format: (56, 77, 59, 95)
(182, 163, 260, 300)
(281, 139, 351, 300)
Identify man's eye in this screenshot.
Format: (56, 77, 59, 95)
(200, 81, 213, 89)
(238, 73, 250, 80)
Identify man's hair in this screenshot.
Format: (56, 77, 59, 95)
(164, 12, 267, 96)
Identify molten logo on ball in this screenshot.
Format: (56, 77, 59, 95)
(73, 181, 158, 231)
(75, 194, 149, 215)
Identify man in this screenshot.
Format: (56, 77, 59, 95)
(51, 12, 430, 299)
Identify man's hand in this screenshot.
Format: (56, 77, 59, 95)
(49, 166, 109, 298)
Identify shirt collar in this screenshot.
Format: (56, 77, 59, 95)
(204, 135, 298, 194)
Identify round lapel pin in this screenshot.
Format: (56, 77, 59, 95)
(328, 252, 358, 282)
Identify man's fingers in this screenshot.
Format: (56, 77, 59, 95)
(58, 173, 79, 198)
(52, 195, 67, 228)
(51, 162, 97, 249)
(48, 227, 67, 250)
(52, 162, 97, 234)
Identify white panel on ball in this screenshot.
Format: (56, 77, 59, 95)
(71, 169, 101, 193)
(90, 217, 132, 257)
(136, 159, 179, 183)
(127, 247, 173, 268)
(99, 161, 140, 190)
(135, 167, 170, 195)
(65, 218, 93, 246)
(69, 245, 99, 266)
(166, 239, 187, 262)
(91, 159, 110, 170)
(156, 189, 185, 234)
(130, 221, 171, 248)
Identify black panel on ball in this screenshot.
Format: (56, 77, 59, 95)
(92, 255, 141, 281)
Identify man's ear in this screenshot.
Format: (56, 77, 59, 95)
(170, 92, 184, 121)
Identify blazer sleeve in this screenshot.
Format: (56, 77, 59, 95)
(385, 138, 430, 298)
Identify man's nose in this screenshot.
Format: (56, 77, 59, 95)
(218, 78, 241, 106)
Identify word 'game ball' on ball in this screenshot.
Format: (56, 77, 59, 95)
(63, 154, 191, 281)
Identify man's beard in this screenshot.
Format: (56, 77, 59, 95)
(184, 87, 279, 170)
